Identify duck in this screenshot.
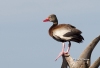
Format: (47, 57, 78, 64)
(43, 14, 84, 61)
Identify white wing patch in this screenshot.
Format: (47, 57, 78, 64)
(53, 29, 73, 40)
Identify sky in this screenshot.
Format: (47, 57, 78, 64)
(0, 0, 100, 68)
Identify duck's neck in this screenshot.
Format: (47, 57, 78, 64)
(53, 21, 58, 26)
(51, 21, 58, 29)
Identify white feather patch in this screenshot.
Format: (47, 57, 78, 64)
(53, 29, 72, 40)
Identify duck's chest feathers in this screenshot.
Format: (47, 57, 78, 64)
(49, 24, 57, 37)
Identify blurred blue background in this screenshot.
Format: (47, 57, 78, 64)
(0, 0, 100, 68)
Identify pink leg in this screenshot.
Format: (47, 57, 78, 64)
(65, 41, 71, 53)
(55, 42, 65, 61)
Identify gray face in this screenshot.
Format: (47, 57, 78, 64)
(48, 14, 57, 22)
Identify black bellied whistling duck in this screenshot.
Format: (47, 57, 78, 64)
(43, 14, 84, 61)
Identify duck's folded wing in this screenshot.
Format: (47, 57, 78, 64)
(63, 28, 82, 37)
(53, 24, 82, 38)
